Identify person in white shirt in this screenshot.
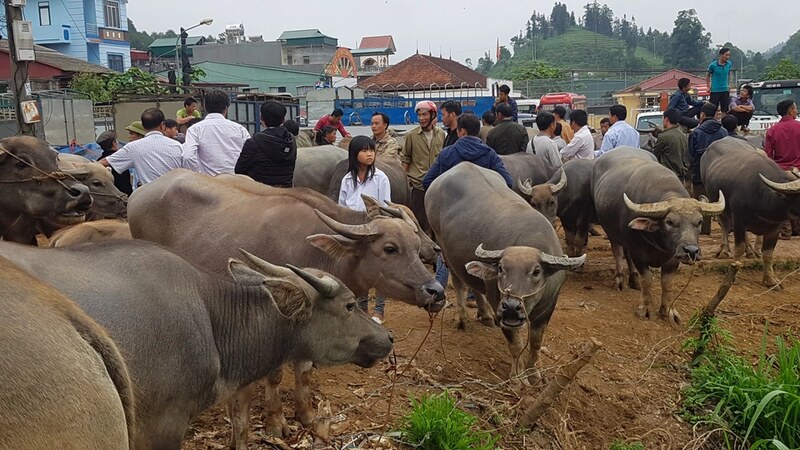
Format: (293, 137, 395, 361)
(560, 109, 595, 161)
(338, 136, 391, 324)
(530, 111, 563, 168)
(182, 89, 251, 175)
(595, 104, 641, 157)
(98, 108, 182, 187)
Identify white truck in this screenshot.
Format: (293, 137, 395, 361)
(747, 80, 800, 132)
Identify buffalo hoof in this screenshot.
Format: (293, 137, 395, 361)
(526, 368, 543, 386)
(715, 247, 731, 259)
(763, 277, 783, 291)
(613, 274, 625, 291)
(457, 318, 467, 331)
(297, 409, 315, 428)
(264, 414, 291, 439)
(745, 247, 759, 259)
(660, 307, 682, 326)
(479, 315, 496, 328)
(628, 275, 641, 291)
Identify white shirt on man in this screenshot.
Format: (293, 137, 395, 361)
(560, 125, 595, 160)
(106, 131, 182, 186)
(182, 113, 251, 175)
(532, 133, 563, 168)
(338, 168, 391, 211)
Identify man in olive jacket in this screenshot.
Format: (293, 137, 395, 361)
(652, 109, 690, 184)
(486, 103, 529, 155)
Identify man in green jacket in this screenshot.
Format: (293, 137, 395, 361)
(486, 103, 529, 155)
(652, 108, 690, 189)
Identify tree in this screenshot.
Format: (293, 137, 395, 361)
(128, 19, 154, 51)
(550, 2, 571, 36)
(476, 52, 495, 75)
(69, 68, 167, 103)
(664, 9, 711, 69)
(764, 58, 800, 80)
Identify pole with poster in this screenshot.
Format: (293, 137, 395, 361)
(4, 0, 37, 136)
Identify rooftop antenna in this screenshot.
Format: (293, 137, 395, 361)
(416, 39, 419, 54)
(449, 47, 452, 60)
(439, 45, 442, 58)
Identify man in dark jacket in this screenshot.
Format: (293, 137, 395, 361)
(667, 77, 704, 128)
(235, 100, 296, 187)
(652, 109, 690, 182)
(441, 100, 462, 148)
(96, 131, 133, 195)
(486, 103, 529, 155)
(689, 102, 728, 234)
(423, 113, 513, 190)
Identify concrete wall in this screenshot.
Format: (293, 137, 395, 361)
(113, 101, 185, 136)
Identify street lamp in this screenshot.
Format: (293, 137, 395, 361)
(175, 18, 214, 88)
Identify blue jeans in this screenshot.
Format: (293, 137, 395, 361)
(435, 254, 449, 287)
(358, 294, 385, 315)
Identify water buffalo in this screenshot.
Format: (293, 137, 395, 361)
(701, 137, 800, 288)
(592, 147, 725, 324)
(0, 137, 92, 244)
(426, 163, 585, 384)
(58, 160, 128, 221)
(521, 160, 596, 257)
(0, 256, 134, 450)
(326, 155, 410, 205)
(292, 145, 348, 194)
(500, 152, 558, 200)
(48, 219, 131, 247)
(0, 240, 392, 450)
(128, 170, 443, 444)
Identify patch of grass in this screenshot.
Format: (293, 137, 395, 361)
(707, 259, 800, 274)
(609, 440, 645, 450)
(681, 322, 800, 449)
(399, 391, 499, 450)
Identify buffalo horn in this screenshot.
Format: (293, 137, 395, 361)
(792, 168, 800, 180)
(63, 166, 91, 181)
(314, 209, 380, 239)
(237, 249, 295, 277)
(540, 252, 586, 270)
(474, 243, 504, 261)
(379, 205, 419, 233)
(286, 264, 339, 298)
(517, 178, 533, 195)
(698, 191, 726, 216)
(623, 193, 671, 218)
(759, 173, 800, 195)
(550, 170, 568, 195)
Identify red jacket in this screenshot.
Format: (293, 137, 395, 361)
(314, 115, 349, 137)
(765, 116, 800, 170)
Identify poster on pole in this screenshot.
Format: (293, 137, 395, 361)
(21, 100, 41, 123)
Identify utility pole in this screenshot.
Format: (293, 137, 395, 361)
(4, 0, 35, 136)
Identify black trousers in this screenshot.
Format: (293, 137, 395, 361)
(709, 91, 731, 113)
(730, 110, 753, 128)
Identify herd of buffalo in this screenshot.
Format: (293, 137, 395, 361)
(1, 131, 798, 449)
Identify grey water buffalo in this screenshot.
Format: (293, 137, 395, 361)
(593, 147, 725, 324)
(426, 163, 585, 384)
(500, 152, 558, 200)
(49, 219, 131, 247)
(521, 160, 596, 257)
(701, 137, 800, 288)
(0, 256, 134, 450)
(0, 137, 92, 244)
(0, 240, 392, 450)
(292, 145, 348, 194)
(57, 159, 128, 221)
(128, 170, 443, 445)
(327, 155, 410, 205)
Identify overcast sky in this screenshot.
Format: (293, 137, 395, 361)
(127, 0, 796, 64)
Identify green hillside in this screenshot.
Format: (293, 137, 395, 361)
(492, 28, 665, 76)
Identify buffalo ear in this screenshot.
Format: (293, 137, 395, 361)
(307, 234, 358, 259)
(466, 261, 498, 280)
(628, 217, 661, 232)
(228, 259, 268, 286)
(362, 195, 382, 219)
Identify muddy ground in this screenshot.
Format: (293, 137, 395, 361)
(182, 226, 800, 450)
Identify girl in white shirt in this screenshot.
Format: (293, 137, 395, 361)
(338, 136, 391, 323)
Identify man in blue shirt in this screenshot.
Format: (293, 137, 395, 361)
(706, 47, 733, 113)
(492, 84, 518, 123)
(667, 77, 704, 128)
(596, 104, 641, 157)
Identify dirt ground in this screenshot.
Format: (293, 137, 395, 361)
(182, 225, 800, 450)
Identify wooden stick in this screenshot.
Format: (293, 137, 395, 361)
(518, 338, 603, 428)
(691, 261, 742, 365)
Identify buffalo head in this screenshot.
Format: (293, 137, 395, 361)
(307, 210, 445, 312)
(229, 250, 393, 368)
(66, 163, 128, 220)
(466, 244, 585, 329)
(518, 170, 567, 225)
(0, 137, 92, 226)
(624, 192, 725, 262)
(362, 195, 439, 264)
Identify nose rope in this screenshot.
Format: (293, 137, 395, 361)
(0, 149, 80, 192)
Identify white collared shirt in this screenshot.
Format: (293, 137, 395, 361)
(560, 126, 595, 160)
(182, 113, 251, 175)
(106, 131, 182, 186)
(338, 169, 391, 211)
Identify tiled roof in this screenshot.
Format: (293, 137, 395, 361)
(278, 29, 333, 40)
(0, 41, 111, 74)
(359, 54, 486, 90)
(615, 69, 705, 95)
(359, 36, 395, 52)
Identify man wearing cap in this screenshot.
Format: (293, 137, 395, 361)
(125, 121, 145, 142)
(401, 100, 445, 233)
(96, 131, 133, 195)
(98, 108, 183, 187)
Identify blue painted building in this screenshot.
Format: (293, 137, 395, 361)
(23, 0, 131, 71)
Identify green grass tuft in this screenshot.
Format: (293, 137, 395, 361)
(609, 440, 645, 450)
(399, 391, 499, 450)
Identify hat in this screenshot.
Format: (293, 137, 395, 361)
(96, 130, 116, 146)
(125, 121, 146, 136)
